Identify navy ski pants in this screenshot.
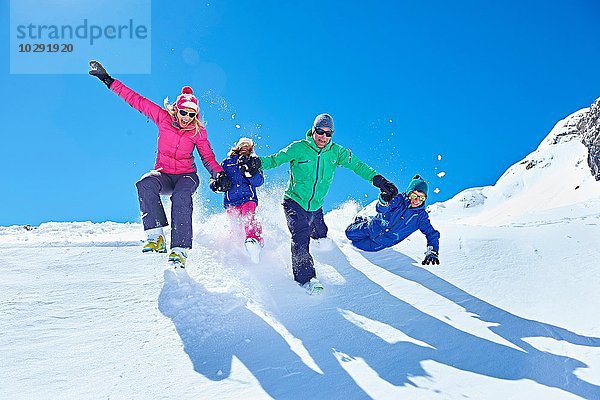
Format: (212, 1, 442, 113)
(283, 198, 328, 285)
(136, 171, 199, 249)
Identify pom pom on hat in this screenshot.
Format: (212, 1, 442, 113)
(175, 86, 199, 113)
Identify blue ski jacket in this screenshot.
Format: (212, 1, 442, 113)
(348, 193, 440, 252)
(219, 154, 264, 207)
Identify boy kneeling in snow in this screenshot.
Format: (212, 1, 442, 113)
(345, 175, 441, 265)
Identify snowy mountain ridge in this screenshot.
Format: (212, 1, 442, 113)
(429, 101, 600, 226)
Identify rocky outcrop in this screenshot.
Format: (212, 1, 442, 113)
(577, 98, 600, 180)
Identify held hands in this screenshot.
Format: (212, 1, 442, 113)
(238, 155, 262, 178)
(210, 171, 232, 193)
(422, 246, 440, 265)
(372, 175, 398, 203)
(88, 60, 114, 88)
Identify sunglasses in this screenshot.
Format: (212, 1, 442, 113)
(409, 192, 427, 202)
(314, 127, 334, 137)
(178, 109, 197, 118)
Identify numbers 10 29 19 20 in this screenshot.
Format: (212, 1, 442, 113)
(18, 43, 74, 53)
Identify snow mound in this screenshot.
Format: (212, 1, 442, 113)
(2, 196, 599, 399)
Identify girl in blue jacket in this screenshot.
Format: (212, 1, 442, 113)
(211, 138, 264, 259)
(345, 175, 440, 265)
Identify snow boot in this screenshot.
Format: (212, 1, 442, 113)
(142, 235, 167, 253)
(168, 247, 188, 268)
(244, 238, 262, 264)
(302, 278, 324, 295)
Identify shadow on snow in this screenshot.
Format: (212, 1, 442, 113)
(158, 243, 600, 400)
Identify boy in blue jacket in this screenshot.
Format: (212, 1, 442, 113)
(345, 175, 441, 265)
(211, 138, 264, 262)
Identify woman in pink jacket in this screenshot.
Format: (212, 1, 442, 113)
(89, 61, 231, 268)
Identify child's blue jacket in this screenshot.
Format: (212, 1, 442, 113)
(220, 154, 264, 207)
(351, 193, 440, 252)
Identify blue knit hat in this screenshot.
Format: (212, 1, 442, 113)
(406, 175, 428, 196)
(313, 113, 334, 131)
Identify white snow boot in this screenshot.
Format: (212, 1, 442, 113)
(244, 238, 262, 264)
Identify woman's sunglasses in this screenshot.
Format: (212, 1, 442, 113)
(314, 127, 334, 137)
(409, 192, 427, 202)
(178, 109, 197, 118)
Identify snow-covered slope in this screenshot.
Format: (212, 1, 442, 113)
(1, 104, 600, 399)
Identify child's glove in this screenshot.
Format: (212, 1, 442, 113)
(372, 175, 398, 203)
(422, 246, 440, 265)
(238, 155, 262, 178)
(210, 171, 232, 193)
(89, 60, 115, 88)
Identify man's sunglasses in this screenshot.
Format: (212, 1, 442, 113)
(409, 192, 427, 202)
(178, 109, 197, 118)
(314, 127, 333, 137)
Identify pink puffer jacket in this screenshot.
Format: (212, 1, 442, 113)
(111, 80, 223, 176)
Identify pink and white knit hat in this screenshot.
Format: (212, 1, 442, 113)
(175, 86, 199, 112)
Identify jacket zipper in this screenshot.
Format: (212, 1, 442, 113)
(174, 131, 183, 171)
(306, 151, 321, 211)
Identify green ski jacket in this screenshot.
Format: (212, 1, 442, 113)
(261, 130, 378, 212)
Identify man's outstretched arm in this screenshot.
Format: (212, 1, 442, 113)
(260, 142, 300, 170)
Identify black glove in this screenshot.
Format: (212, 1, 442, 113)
(210, 171, 232, 193)
(238, 155, 262, 177)
(372, 174, 398, 203)
(422, 246, 440, 265)
(89, 60, 115, 88)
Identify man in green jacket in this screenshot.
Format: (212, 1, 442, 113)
(256, 113, 398, 294)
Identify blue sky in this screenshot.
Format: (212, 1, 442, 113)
(2, 0, 600, 226)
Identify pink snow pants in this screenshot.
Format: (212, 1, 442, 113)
(226, 201, 263, 244)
